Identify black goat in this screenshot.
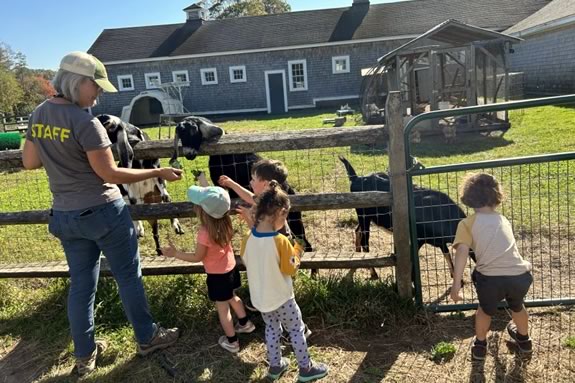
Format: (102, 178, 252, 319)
(339, 155, 469, 277)
(96, 114, 184, 255)
(170, 116, 312, 252)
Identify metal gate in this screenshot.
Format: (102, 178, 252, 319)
(403, 95, 575, 311)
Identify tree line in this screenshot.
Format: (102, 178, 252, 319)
(0, 43, 56, 120)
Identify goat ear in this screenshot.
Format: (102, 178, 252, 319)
(116, 125, 134, 168)
(170, 132, 180, 163)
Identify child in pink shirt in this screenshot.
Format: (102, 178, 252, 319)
(162, 185, 255, 353)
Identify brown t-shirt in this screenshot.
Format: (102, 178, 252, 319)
(26, 100, 121, 211)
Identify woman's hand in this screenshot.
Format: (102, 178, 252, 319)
(158, 167, 183, 182)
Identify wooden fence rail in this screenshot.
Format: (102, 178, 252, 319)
(0, 125, 386, 170)
(0, 191, 392, 225)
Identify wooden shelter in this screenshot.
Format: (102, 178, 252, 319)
(364, 19, 522, 136)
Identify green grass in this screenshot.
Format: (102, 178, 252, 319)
(0, 274, 417, 382)
(430, 341, 457, 363)
(564, 336, 575, 349)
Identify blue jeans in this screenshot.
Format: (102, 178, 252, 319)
(48, 198, 156, 358)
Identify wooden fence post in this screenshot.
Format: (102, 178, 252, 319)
(386, 91, 413, 299)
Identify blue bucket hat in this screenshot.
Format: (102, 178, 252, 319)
(187, 186, 231, 219)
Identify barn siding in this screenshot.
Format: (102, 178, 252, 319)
(509, 24, 575, 96)
(92, 40, 408, 118)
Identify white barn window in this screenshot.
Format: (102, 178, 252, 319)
(117, 75, 134, 91)
(172, 70, 189, 84)
(200, 68, 218, 85)
(229, 66, 247, 83)
(288, 59, 308, 91)
(332, 56, 350, 74)
(144, 72, 162, 89)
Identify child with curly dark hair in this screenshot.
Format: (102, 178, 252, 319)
(451, 173, 532, 361)
(240, 181, 328, 382)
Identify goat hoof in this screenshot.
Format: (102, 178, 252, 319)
(174, 226, 185, 235)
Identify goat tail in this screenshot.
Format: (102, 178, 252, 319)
(338, 155, 357, 181)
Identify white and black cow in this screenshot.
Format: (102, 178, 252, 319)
(97, 114, 184, 255)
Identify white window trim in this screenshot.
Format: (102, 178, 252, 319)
(200, 68, 218, 85)
(287, 59, 308, 92)
(117, 75, 134, 91)
(332, 55, 350, 74)
(172, 70, 190, 85)
(144, 72, 162, 89)
(229, 65, 247, 83)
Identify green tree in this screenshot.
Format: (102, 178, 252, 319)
(0, 42, 56, 117)
(203, 0, 290, 20)
(0, 68, 23, 116)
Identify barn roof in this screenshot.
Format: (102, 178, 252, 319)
(87, 0, 549, 64)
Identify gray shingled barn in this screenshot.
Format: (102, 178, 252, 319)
(87, 0, 550, 125)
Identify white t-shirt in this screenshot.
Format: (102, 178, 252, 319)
(240, 228, 302, 312)
(453, 212, 531, 276)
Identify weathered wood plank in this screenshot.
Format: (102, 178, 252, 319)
(0, 252, 396, 278)
(0, 191, 392, 225)
(0, 126, 386, 170)
(387, 91, 413, 299)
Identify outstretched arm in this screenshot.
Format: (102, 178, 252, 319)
(218, 175, 255, 204)
(450, 244, 469, 302)
(161, 240, 207, 263)
(87, 147, 182, 184)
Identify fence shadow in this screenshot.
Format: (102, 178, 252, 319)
(411, 134, 513, 158)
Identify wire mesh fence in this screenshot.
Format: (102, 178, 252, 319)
(410, 155, 575, 309)
(0, 143, 395, 269)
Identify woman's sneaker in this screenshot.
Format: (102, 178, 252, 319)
(137, 325, 180, 356)
(218, 335, 240, 353)
(235, 320, 256, 334)
(507, 322, 533, 353)
(298, 361, 328, 382)
(73, 340, 108, 377)
(471, 337, 487, 361)
(267, 357, 289, 381)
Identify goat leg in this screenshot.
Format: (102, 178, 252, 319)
(150, 220, 162, 256)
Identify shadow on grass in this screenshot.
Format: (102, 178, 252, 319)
(411, 134, 514, 159)
(1, 274, 542, 382)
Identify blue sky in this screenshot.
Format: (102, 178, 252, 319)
(1, 0, 403, 70)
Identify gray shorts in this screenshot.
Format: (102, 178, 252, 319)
(472, 269, 533, 316)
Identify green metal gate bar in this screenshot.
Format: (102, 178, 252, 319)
(402, 94, 575, 311)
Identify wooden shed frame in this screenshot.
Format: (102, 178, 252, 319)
(378, 19, 522, 131)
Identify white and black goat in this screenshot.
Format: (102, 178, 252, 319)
(339, 155, 474, 279)
(170, 116, 313, 252)
(96, 114, 184, 255)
